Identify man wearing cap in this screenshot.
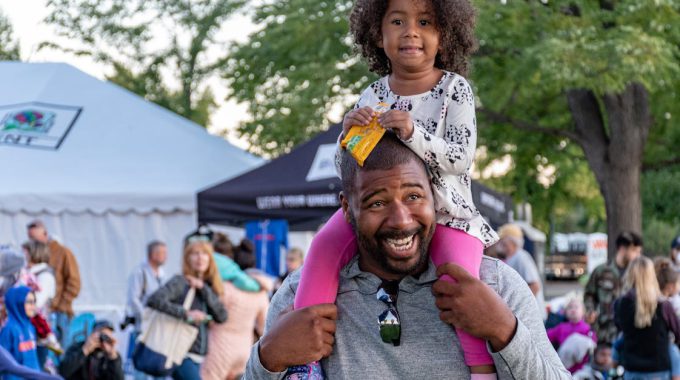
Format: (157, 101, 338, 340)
(584, 231, 642, 344)
(27, 220, 81, 345)
(495, 223, 546, 321)
(59, 320, 123, 380)
(244, 133, 570, 379)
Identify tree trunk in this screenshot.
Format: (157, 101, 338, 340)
(567, 83, 652, 260)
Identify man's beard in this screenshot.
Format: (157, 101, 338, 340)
(349, 213, 434, 277)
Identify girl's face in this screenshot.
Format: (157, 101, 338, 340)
(24, 292, 37, 318)
(379, 0, 440, 75)
(565, 299, 584, 323)
(188, 247, 211, 275)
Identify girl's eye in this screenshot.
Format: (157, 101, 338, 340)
(391, 19, 402, 25)
(419, 20, 430, 26)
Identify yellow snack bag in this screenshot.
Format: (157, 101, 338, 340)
(341, 102, 390, 166)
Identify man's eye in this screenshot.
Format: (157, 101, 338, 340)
(407, 194, 422, 201)
(369, 201, 385, 208)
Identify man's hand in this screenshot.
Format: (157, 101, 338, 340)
(82, 332, 100, 356)
(259, 304, 337, 372)
(99, 331, 119, 360)
(433, 263, 517, 352)
(342, 107, 375, 137)
(378, 110, 414, 140)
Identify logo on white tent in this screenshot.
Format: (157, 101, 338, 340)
(0, 102, 81, 150)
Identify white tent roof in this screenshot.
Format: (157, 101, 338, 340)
(0, 62, 262, 213)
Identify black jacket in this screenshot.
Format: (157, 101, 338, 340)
(615, 290, 680, 372)
(146, 275, 227, 356)
(58, 342, 123, 380)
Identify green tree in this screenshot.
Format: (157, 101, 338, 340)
(42, 0, 244, 127)
(225, 0, 374, 156)
(473, 1, 680, 258)
(0, 9, 20, 60)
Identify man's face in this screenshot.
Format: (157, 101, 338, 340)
(27, 226, 48, 243)
(619, 245, 642, 267)
(150, 245, 168, 266)
(341, 160, 435, 280)
(286, 252, 303, 273)
(495, 238, 516, 260)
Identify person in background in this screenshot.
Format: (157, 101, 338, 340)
(281, 247, 304, 283)
(615, 256, 680, 379)
(547, 297, 597, 373)
(202, 236, 272, 380)
(146, 240, 227, 380)
(21, 241, 62, 369)
(58, 320, 123, 380)
(123, 240, 167, 380)
(211, 233, 260, 293)
(584, 231, 643, 345)
(655, 258, 680, 380)
(0, 286, 41, 380)
(670, 236, 680, 271)
(496, 223, 546, 320)
(212, 233, 235, 260)
(572, 343, 618, 380)
(26, 220, 81, 346)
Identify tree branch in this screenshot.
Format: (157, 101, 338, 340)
(477, 108, 579, 141)
(643, 157, 680, 172)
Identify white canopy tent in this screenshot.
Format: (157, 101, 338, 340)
(0, 62, 262, 314)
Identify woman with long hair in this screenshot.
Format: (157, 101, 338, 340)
(146, 241, 227, 380)
(616, 256, 680, 379)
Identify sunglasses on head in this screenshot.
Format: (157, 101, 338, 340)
(377, 287, 401, 346)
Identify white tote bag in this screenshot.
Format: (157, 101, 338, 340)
(136, 287, 199, 371)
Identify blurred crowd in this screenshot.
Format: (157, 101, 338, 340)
(0, 221, 304, 380)
(3, 218, 680, 380)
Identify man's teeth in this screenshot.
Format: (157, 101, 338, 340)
(385, 235, 415, 251)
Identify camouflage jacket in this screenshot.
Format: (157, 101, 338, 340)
(583, 261, 625, 344)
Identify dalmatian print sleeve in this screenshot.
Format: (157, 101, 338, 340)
(403, 75, 477, 176)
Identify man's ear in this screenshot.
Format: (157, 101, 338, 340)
(339, 192, 352, 224)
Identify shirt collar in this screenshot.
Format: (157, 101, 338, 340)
(338, 255, 439, 296)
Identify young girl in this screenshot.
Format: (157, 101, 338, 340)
(146, 241, 228, 380)
(292, 0, 498, 378)
(546, 298, 596, 373)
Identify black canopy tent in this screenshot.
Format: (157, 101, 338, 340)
(198, 124, 513, 231)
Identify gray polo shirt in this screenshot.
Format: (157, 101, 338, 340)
(505, 248, 546, 320)
(244, 256, 570, 379)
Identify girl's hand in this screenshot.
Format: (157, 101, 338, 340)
(185, 275, 204, 289)
(342, 106, 375, 137)
(379, 110, 414, 140)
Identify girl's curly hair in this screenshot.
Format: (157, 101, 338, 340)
(349, 0, 478, 77)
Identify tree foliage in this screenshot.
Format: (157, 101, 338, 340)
(42, 0, 244, 127)
(225, 0, 374, 156)
(0, 9, 20, 61)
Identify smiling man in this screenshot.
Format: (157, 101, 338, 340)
(244, 133, 569, 379)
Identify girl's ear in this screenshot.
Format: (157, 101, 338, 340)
(377, 38, 383, 48)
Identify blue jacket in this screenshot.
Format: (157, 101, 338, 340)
(0, 286, 40, 378)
